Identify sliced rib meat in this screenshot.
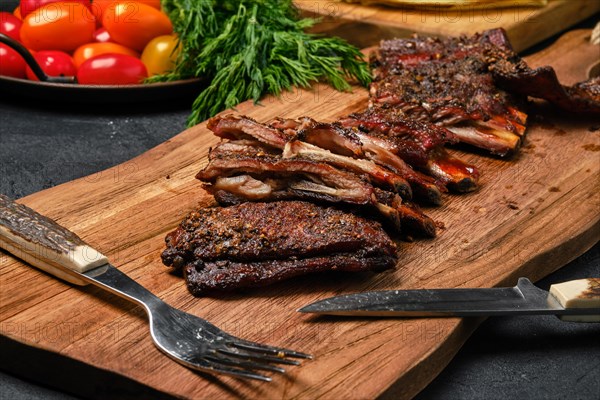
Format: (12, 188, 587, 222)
(161, 201, 398, 294)
(210, 115, 412, 199)
(370, 29, 529, 155)
(339, 107, 480, 192)
(272, 116, 445, 204)
(197, 140, 375, 206)
(283, 140, 412, 199)
(207, 114, 292, 149)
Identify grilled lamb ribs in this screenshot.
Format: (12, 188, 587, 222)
(164, 28, 597, 296)
(161, 201, 398, 295)
(271, 116, 443, 205)
(338, 107, 480, 193)
(370, 28, 600, 156)
(200, 115, 448, 237)
(370, 29, 528, 156)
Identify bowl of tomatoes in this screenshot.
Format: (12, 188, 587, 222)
(0, 0, 202, 103)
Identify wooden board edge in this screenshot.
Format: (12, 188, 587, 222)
(378, 318, 483, 400)
(381, 217, 600, 399)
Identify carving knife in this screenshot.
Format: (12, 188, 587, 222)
(299, 278, 600, 322)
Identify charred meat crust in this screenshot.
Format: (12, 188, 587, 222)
(183, 253, 396, 294)
(162, 201, 398, 295)
(370, 28, 530, 155)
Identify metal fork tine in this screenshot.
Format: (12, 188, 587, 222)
(218, 348, 301, 366)
(207, 354, 286, 373)
(201, 359, 273, 382)
(231, 341, 313, 359)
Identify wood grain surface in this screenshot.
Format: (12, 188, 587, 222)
(1, 30, 599, 399)
(295, 0, 600, 50)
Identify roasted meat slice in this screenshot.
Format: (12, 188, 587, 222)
(493, 66, 600, 115)
(340, 107, 459, 163)
(197, 141, 375, 205)
(373, 188, 436, 238)
(272, 116, 444, 204)
(340, 108, 479, 192)
(207, 114, 293, 149)
(283, 116, 364, 157)
(210, 174, 438, 237)
(197, 141, 405, 230)
(161, 201, 398, 294)
(427, 148, 479, 193)
(209, 115, 412, 198)
(482, 31, 600, 115)
(568, 77, 600, 106)
(370, 29, 528, 155)
(283, 140, 412, 199)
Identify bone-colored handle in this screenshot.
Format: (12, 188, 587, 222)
(549, 278, 600, 322)
(0, 195, 108, 285)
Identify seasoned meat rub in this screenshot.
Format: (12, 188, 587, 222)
(161, 201, 397, 295)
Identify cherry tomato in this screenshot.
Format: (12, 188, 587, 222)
(141, 35, 181, 76)
(0, 44, 27, 78)
(77, 53, 148, 85)
(20, 0, 92, 19)
(0, 12, 22, 42)
(73, 42, 139, 68)
(91, 0, 161, 23)
(94, 27, 112, 43)
(20, 2, 96, 52)
(25, 50, 76, 81)
(103, 2, 172, 52)
(13, 6, 22, 20)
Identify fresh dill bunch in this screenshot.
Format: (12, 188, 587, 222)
(154, 0, 371, 126)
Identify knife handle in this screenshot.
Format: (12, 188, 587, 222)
(549, 278, 600, 322)
(0, 195, 108, 286)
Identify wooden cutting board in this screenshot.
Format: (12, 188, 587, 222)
(1, 30, 599, 400)
(295, 0, 600, 51)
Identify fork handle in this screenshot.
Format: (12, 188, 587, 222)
(0, 195, 108, 286)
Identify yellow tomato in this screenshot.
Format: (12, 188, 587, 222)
(73, 42, 139, 68)
(141, 35, 181, 76)
(13, 6, 21, 20)
(102, 2, 172, 52)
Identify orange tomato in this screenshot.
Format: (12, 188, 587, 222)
(92, 0, 162, 25)
(13, 6, 22, 20)
(73, 42, 139, 68)
(102, 2, 172, 52)
(141, 35, 181, 76)
(20, 2, 96, 52)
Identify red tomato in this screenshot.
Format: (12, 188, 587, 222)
(20, 0, 92, 19)
(0, 44, 27, 78)
(0, 12, 22, 42)
(73, 42, 139, 68)
(25, 50, 76, 81)
(77, 53, 148, 85)
(94, 27, 112, 43)
(103, 2, 172, 52)
(20, 2, 96, 52)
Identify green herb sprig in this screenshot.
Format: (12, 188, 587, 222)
(152, 0, 371, 127)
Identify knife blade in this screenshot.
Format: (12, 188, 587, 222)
(299, 278, 600, 322)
